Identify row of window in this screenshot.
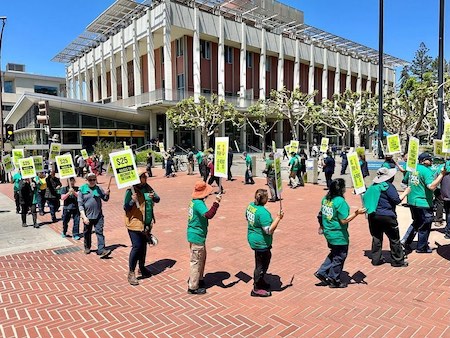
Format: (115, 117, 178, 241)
(2, 81, 59, 96)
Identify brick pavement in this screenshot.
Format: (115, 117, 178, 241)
(0, 168, 450, 337)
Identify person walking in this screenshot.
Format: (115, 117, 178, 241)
(77, 155, 85, 177)
(60, 177, 81, 240)
(227, 147, 233, 181)
(45, 170, 62, 223)
(18, 177, 39, 228)
(124, 168, 160, 286)
(246, 189, 284, 297)
(264, 153, 277, 202)
(78, 172, 111, 258)
(322, 151, 335, 190)
(363, 167, 410, 267)
(440, 160, 450, 238)
(340, 149, 348, 175)
(187, 148, 195, 175)
(37, 172, 47, 216)
(187, 181, 222, 295)
(146, 152, 153, 177)
(402, 153, 446, 254)
(243, 152, 255, 184)
(315, 178, 366, 288)
(12, 170, 22, 214)
(207, 156, 223, 194)
(288, 152, 300, 189)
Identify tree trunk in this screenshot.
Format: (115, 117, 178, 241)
(202, 129, 209, 151)
(354, 123, 361, 147)
(262, 136, 266, 159)
(289, 117, 298, 140)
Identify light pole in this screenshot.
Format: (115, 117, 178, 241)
(377, 0, 384, 159)
(437, 0, 445, 138)
(0, 16, 6, 156)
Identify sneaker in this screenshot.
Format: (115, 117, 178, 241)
(402, 243, 412, 254)
(84, 248, 91, 255)
(416, 248, 433, 254)
(187, 288, 206, 295)
(128, 272, 139, 286)
(371, 259, 387, 266)
(391, 261, 409, 267)
(314, 272, 330, 285)
(22, 223, 27, 227)
(250, 288, 272, 297)
(99, 249, 111, 258)
(328, 280, 347, 289)
(73, 235, 81, 240)
(61, 232, 66, 238)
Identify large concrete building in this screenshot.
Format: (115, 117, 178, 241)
(7, 0, 406, 151)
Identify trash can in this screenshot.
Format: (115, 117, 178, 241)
(306, 158, 318, 184)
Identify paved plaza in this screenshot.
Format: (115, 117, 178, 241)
(1, 160, 450, 337)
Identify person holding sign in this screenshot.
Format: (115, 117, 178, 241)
(45, 170, 62, 223)
(315, 179, 366, 288)
(12, 170, 22, 214)
(288, 152, 300, 189)
(243, 152, 255, 185)
(78, 173, 111, 258)
(322, 151, 336, 190)
(246, 189, 284, 297)
(18, 177, 39, 228)
(187, 181, 222, 295)
(263, 153, 277, 202)
(60, 177, 81, 240)
(124, 168, 160, 286)
(402, 153, 446, 254)
(363, 168, 410, 267)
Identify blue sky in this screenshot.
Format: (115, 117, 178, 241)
(1, 0, 449, 77)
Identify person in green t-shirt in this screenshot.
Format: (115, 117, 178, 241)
(315, 178, 366, 288)
(402, 153, 445, 253)
(187, 181, 222, 295)
(243, 152, 255, 184)
(288, 152, 300, 188)
(12, 170, 22, 213)
(264, 153, 277, 201)
(246, 189, 284, 297)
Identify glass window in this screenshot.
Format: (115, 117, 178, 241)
(225, 46, 233, 64)
(176, 38, 184, 57)
(63, 111, 80, 128)
(99, 118, 115, 128)
(177, 74, 185, 90)
(200, 40, 210, 60)
(116, 121, 130, 129)
(35, 85, 58, 96)
(4, 81, 14, 93)
(246, 51, 253, 68)
(63, 131, 80, 144)
(82, 115, 97, 128)
(49, 109, 61, 127)
(132, 124, 147, 130)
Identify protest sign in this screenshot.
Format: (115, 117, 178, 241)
(386, 134, 401, 154)
(320, 138, 329, 153)
(49, 143, 61, 161)
(32, 156, 44, 172)
(290, 140, 299, 154)
(19, 157, 36, 179)
(214, 137, 229, 179)
(109, 149, 140, 189)
(406, 137, 419, 172)
(55, 154, 76, 179)
(12, 149, 24, 166)
(348, 152, 366, 195)
(274, 153, 283, 199)
(443, 120, 450, 153)
(3, 154, 13, 173)
(81, 149, 89, 160)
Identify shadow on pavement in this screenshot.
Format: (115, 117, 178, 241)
(106, 243, 128, 252)
(204, 271, 240, 289)
(265, 273, 294, 292)
(435, 242, 450, 260)
(341, 270, 368, 285)
(146, 258, 177, 276)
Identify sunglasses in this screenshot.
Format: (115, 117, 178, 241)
(88, 179, 97, 182)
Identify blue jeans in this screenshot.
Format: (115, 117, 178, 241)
(62, 208, 80, 237)
(128, 229, 147, 272)
(47, 198, 58, 220)
(317, 243, 348, 282)
(83, 215, 106, 254)
(405, 207, 433, 252)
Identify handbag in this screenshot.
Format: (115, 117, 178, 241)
(143, 224, 158, 246)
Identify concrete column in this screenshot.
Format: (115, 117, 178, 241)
(308, 43, 314, 95)
(85, 56, 91, 102)
(66, 67, 71, 99)
(92, 50, 99, 102)
(259, 28, 266, 100)
(346, 55, 351, 90)
(193, 7, 200, 102)
(322, 49, 328, 101)
(147, 9, 156, 93)
(366, 62, 371, 92)
(219, 122, 225, 136)
(335, 51, 340, 95)
(78, 59, 83, 99)
(218, 15, 225, 99)
(294, 39, 300, 90)
(357, 58, 362, 93)
(277, 34, 284, 90)
(241, 124, 247, 151)
(239, 22, 246, 106)
(110, 38, 118, 102)
(100, 42, 107, 100)
(276, 120, 283, 146)
(120, 28, 129, 99)
(163, 1, 173, 100)
(165, 114, 174, 147)
(133, 19, 142, 97)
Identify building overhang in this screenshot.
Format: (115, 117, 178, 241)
(5, 93, 148, 126)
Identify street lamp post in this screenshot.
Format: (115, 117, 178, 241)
(0, 16, 7, 156)
(377, 0, 384, 159)
(437, 0, 445, 138)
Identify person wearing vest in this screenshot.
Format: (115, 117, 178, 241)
(124, 168, 160, 286)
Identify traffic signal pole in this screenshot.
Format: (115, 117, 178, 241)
(0, 17, 7, 157)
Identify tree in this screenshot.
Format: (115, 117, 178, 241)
(166, 95, 237, 150)
(410, 42, 433, 82)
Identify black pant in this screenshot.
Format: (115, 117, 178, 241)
(325, 172, 333, 188)
(368, 214, 404, 265)
(253, 249, 271, 289)
(21, 204, 37, 225)
(245, 169, 254, 184)
(128, 229, 148, 272)
(208, 176, 223, 192)
(14, 191, 20, 213)
(227, 165, 232, 180)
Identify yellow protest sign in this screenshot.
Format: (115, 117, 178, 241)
(406, 137, 419, 172)
(348, 152, 366, 195)
(109, 149, 140, 189)
(274, 153, 283, 198)
(320, 138, 329, 153)
(19, 157, 36, 179)
(272, 141, 277, 154)
(214, 137, 229, 178)
(3, 154, 13, 173)
(55, 154, 76, 179)
(81, 149, 89, 160)
(158, 142, 165, 152)
(386, 134, 401, 154)
(12, 149, 24, 166)
(32, 156, 44, 172)
(290, 140, 299, 154)
(434, 140, 446, 157)
(356, 147, 365, 156)
(49, 143, 61, 161)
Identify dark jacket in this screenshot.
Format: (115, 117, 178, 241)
(18, 180, 33, 206)
(375, 182, 401, 217)
(440, 173, 450, 201)
(323, 157, 335, 174)
(45, 176, 61, 199)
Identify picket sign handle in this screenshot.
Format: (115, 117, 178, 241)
(107, 176, 113, 190)
(131, 185, 140, 208)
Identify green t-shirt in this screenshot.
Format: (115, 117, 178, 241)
(289, 156, 299, 172)
(187, 199, 209, 244)
(13, 172, 22, 192)
(407, 163, 435, 208)
(246, 202, 273, 250)
(245, 155, 252, 170)
(124, 185, 159, 224)
(321, 196, 350, 245)
(196, 151, 204, 164)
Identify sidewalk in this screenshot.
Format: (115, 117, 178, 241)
(0, 168, 449, 337)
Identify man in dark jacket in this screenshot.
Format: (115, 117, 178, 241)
(45, 170, 62, 223)
(19, 178, 38, 228)
(323, 151, 335, 190)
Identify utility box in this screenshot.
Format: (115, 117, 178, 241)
(251, 156, 257, 177)
(306, 158, 318, 184)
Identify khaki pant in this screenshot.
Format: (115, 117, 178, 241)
(189, 243, 206, 290)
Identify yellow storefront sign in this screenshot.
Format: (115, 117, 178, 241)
(81, 129, 99, 137)
(19, 157, 36, 179)
(116, 130, 131, 137)
(109, 149, 140, 189)
(348, 152, 366, 195)
(98, 130, 115, 137)
(214, 137, 229, 179)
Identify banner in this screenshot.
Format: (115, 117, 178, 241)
(214, 137, 229, 179)
(443, 120, 450, 153)
(12, 149, 24, 166)
(274, 153, 283, 198)
(386, 134, 401, 154)
(320, 137, 329, 153)
(348, 152, 366, 195)
(406, 137, 419, 172)
(3, 154, 13, 173)
(49, 143, 61, 161)
(290, 140, 299, 154)
(55, 154, 76, 179)
(434, 139, 447, 157)
(109, 149, 140, 189)
(32, 156, 44, 172)
(18, 157, 36, 179)
(81, 149, 89, 160)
